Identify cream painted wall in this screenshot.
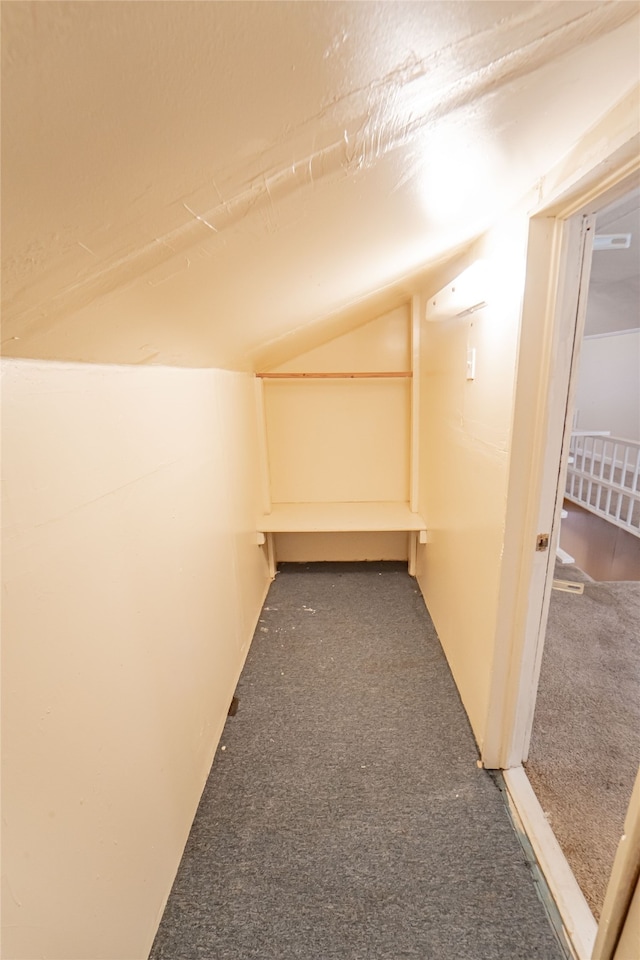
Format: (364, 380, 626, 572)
(417, 90, 640, 765)
(265, 378, 411, 504)
(273, 307, 411, 374)
(1, 359, 270, 960)
(575, 331, 640, 441)
(275, 531, 409, 563)
(415, 215, 529, 748)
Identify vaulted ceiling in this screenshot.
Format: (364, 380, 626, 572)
(2, 1, 639, 368)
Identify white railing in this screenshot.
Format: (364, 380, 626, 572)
(565, 432, 640, 538)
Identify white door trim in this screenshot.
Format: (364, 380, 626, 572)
(510, 212, 595, 766)
(593, 766, 640, 960)
(483, 160, 640, 771)
(503, 766, 597, 960)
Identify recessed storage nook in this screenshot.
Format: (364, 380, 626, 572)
(256, 303, 427, 575)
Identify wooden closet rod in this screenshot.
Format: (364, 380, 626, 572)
(256, 371, 412, 379)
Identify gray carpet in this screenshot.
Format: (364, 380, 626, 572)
(150, 562, 565, 960)
(526, 562, 640, 920)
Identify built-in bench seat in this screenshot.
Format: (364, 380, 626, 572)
(258, 501, 427, 576)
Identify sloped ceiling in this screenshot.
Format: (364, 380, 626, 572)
(2, 1, 639, 369)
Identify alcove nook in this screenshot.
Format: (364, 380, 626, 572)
(255, 305, 427, 575)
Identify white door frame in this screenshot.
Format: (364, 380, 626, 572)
(593, 766, 640, 960)
(483, 153, 640, 771)
(484, 158, 639, 959)
(506, 209, 596, 766)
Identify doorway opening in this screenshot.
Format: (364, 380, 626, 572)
(500, 172, 640, 960)
(524, 186, 640, 922)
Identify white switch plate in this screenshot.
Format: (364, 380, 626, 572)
(466, 347, 476, 380)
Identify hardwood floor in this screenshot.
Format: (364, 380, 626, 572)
(559, 500, 640, 581)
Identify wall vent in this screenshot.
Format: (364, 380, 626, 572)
(593, 233, 632, 251)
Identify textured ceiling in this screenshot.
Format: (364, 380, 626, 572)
(2, 1, 639, 368)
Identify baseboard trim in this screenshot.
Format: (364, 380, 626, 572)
(503, 766, 598, 960)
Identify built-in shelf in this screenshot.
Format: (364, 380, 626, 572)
(256, 372, 412, 379)
(255, 307, 422, 578)
(259, 501, 427, 534)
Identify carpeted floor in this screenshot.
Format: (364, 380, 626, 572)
(151, 562, 566, 960)
(526, 562, 640, 920)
